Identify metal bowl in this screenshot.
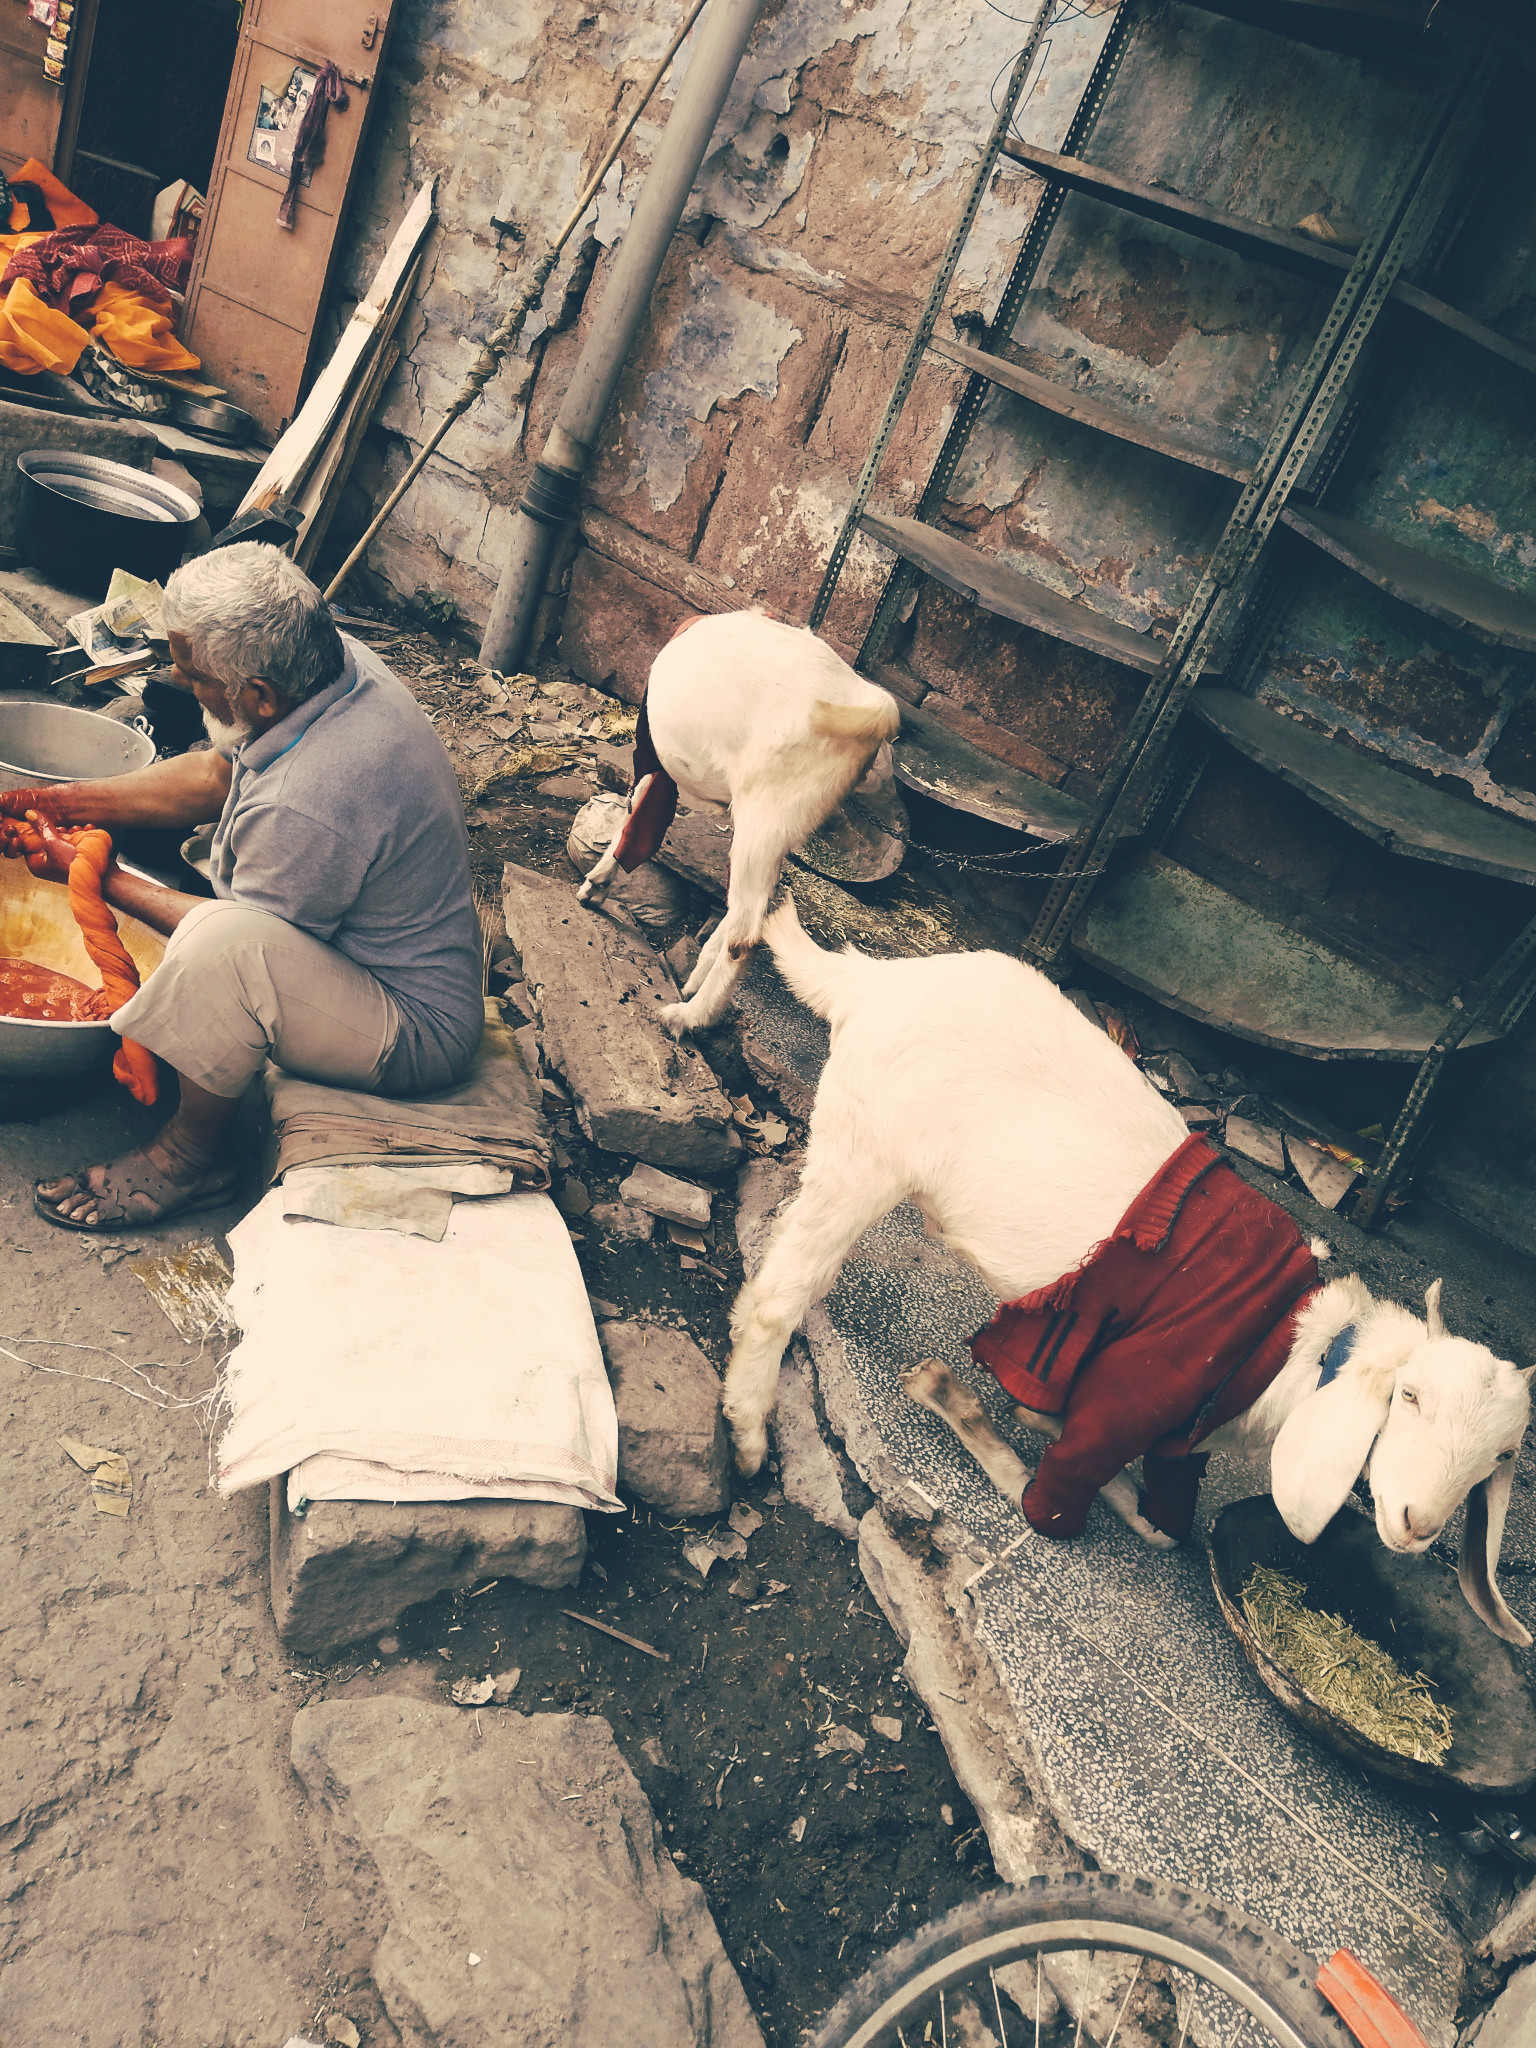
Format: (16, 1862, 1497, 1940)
(170, 395, 257, 445)
(0, 857, 164, 1080)
(1210, 1493, 1536, 1796)
(0, 699, 157, 784)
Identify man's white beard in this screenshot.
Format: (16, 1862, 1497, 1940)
(202, 705, 251, 760)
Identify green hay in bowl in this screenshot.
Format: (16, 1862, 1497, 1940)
(1240, 1565, 1454, 1766)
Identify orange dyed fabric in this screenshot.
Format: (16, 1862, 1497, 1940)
(0, 958, 97, 1020)
(66, 828, 159, 1105)
(5, 159, 98, 232)
(4, 820, 159, 1103)
(0, 161, 198, 376)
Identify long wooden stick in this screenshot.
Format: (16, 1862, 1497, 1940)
(561, 1609, 670, 1662)
(323, 0, 710, 603)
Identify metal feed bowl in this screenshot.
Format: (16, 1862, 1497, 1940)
(1210, 1493, 1536, 1797)
(0, 858, 164, 1081)
(0, 699, 156, 785)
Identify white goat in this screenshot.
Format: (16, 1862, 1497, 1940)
(576, 610, 900, 1035)
(726, 899, 1535, 1646)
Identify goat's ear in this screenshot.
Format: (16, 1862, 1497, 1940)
(1458, 1461, 1532, 1648)
(1424, 1277, 1446, 1338)
(1270, 1372, 1393, 1544)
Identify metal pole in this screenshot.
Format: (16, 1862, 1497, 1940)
(478, 0, 766, 672)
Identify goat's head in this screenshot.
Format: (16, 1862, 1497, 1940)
(1271, 1280, 1533, 1646)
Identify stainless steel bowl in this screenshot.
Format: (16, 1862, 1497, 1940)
(0, 699, 156, 784)
(0, 858, 165, 1080)
(170, 395, 257, 445)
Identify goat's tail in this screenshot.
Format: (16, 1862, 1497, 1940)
(809, 693, 901, 746)
(761, 893, 864, 1020)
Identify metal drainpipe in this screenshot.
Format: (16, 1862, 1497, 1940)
(478, 0, 766, 673)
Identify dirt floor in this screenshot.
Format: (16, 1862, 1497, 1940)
(1, 616, 1008, 2048)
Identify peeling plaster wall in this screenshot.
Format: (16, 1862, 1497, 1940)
(322, 0, 1119, 635)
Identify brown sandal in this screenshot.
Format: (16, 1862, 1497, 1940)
(34, 1149, 240, 1233)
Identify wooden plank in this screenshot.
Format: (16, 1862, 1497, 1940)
(1193, 688, 1536, 885)
(1283, 505, 1536, 653)
(1072, 852, 1502, 1061)
(892, 701, 1087, 841)
(1001, 141, 1352, 281)
(237, 178, 435, 516)
(859, 512, 1165, 673)
(927, 336, 1252, 482)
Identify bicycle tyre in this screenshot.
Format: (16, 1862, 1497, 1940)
(808, 1869, 1363, 2048)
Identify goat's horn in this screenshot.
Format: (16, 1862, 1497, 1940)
(1424, 1277, 1446, 1338)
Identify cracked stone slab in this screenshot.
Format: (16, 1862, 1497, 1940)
(503, 863, 741, 1174)
(291, 1700, 765, 2048)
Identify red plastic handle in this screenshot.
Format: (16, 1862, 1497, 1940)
(1317, 1949, 1432, 2048)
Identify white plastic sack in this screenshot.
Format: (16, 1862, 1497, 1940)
(567, 793, 688, 930)
(216, 1188, 620, 1512)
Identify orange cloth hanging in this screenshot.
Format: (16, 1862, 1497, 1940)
(5, 158, 99, 232)
(4, 819, 159, 1104)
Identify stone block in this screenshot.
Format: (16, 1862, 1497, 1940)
(268, 1487, 586, 1659)
(1475, 1960, 1536, 2048)
(593, 741, 633, 792)
(502, 862, 740, 1175)
(618, 1163, 712, 1228)
(1484, 1876, 1536, 1965)
(600, 1321, 730, 1518)
(665, 934, 701, 985)
(589, 1200, 655, 1242)
(291, 1701, 764, 2048)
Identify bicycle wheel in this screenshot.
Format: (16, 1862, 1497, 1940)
(808, 1870, 1367, 2048)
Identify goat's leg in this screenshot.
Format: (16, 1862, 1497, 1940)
(680, 919, 728, 999)
(660, 802, 785, 1035)
(576, 822, 626, 908)
(903, 1361, 1033, 1509)
(725, 1152, 905, 1476)
(1014, 1404, 1176, 1547)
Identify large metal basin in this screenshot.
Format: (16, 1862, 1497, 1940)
(0, 699, 156, 785)
(0, 858, 164, 1080)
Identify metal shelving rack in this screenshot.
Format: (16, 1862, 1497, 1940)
(808, 0, 1536, 1226)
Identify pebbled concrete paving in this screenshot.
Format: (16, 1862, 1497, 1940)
(732, 954, 1536, 2046)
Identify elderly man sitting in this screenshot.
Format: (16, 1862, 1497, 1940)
(2, 543, 483, 1231)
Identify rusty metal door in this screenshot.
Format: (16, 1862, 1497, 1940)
(180, 0, 396, 438)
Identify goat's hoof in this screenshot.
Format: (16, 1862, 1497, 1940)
(657, 1000, 695, 1038)
(1129, 1516, 1178, 1549)
(728, 1423, 768, 1478)
(576, 882, 603, 908)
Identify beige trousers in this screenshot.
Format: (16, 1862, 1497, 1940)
(114, 899, 400, 1100)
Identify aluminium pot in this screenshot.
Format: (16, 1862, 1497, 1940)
(16, 448, 200, 596)
(0, 698, 156, 785)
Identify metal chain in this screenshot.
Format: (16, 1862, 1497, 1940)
(829, 790, 1106, 880)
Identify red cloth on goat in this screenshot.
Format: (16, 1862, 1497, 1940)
(970, 1134, 1320, 1541)
(613, 693, 680, 874)
(2, 223, 194, 312)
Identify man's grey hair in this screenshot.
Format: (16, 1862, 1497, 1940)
(162, 543, 345, 707)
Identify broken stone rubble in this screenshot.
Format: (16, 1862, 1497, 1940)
(620, 1161, 713, 1227)
(291, 1701, 765, 2048)
(268, 1488, 586, 1660)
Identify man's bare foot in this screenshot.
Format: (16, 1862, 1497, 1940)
(36, 1131, 238, 1232)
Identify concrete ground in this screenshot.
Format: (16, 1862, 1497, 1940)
(0, 1085, 342, 2047)
(732, 949, 1536, 2048)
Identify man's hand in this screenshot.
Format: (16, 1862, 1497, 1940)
(0, 785, 58, 823)
(2, 809, 82, 884)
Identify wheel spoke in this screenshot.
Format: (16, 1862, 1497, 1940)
(1103, 1954, 1144, 2048)
(988, 1966, 1011, 2048)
